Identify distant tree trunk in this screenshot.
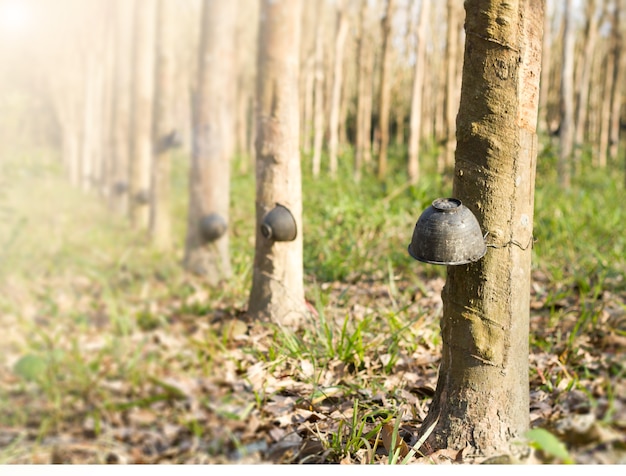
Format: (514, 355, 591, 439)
(109, 0, 134, 215)
(608, 0, 624, 168)
(558, 0, 575, 188)
(312, 11, 326, 178)
(81, 54, 99, 192)
(588, 38, 604, 161)
(407, 0, 429, 184)
(328, 3, 349, 178)
(248, 0, 308, 326)
(538, 0, 552, 135)
(129, 0, 157, 229)
(300, 0, 316, 157)
(100, 9, 115, 200)
(354, 0, 373, 180)
(574, 0, 600, 165)
(597, 43, 613, 168)
(442, 0, 461, 173)
(377, 0, 395, 180)
(419, 0, 543, 457)
(183, 0, 236, 283)
(150, 0, 174, 250)
(302, 54, 315, 156)
(235, 0, 258, 173)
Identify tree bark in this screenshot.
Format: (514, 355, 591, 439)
(311, 10, 326, 178)
(183, 0, 237, 284)
(558, 0, 575, 188)
(129, 0, 157, 229)
(328, 3, 349, 178)
(248, 0, 308, 327)
(419, 0, 543, 457)
(597, 41, 613, 168)
(407, 0, 429, 184)
(574, 0, 600, 165)
(150, 0, 175, 250)
(109, 0, 134, 215)
(538, 0, 552, 135)
(377, 0, 395, 180)
(442, 0, 461, 173)
(608, 0, 624, 168)
(354, 0, 373, 180)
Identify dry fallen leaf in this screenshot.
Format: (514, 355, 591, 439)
(380, 422, 409, 459)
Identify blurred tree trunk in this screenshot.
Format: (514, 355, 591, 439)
(377, 0, 395, 180)
(328, 2, 349, 178)
(588, 38, 605, 161)
(558, 0, 575, 188)
(538, 0, 552, 135)
(574, 0, 600, 164)
(597, 41, 613, 167)
(100, 8, 115, 200)
(407, 0, 429, 184)
(300, 0, 316, 157)
(354, 0, 373, 180)
(442, 0, 461, 173)
(312, 9, 326, 178)
(150, 0, 175, 250)
(608, 0, 624, 168)
(235, 0, 258, 173)
(81, 53, 101, 192)
(109, 0, 134, 215)
(248, 0, 308, 326)
(419, 0, 543, 456)
(183, 0, 236, 283)
(129, 0, 157, 229)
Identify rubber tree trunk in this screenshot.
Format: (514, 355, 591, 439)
(129, 0, 157, 229)
(109, 0, 134, 216)
(354, 0, 373, 180)
(538, 0, 552, 135)
(558, 0, 575, 188)
(573, 0, 600, 164)
(597, 43, 613, 168)
(311, 10, 325, 179)
(150, 0, 175, 251)
(377, 0, 395, 180)
(442, 0, 461, 173)
(183, 0, 236, 284)
(608, 0, 624, 168)
(418, 0, 544, 457)
(407, 0, 429, 184)
(328, 4, 348, 179)
(248, 0, 308, 327)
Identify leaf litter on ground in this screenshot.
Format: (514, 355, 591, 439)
(1, 160, 625, 464)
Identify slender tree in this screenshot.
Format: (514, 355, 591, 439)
(608, 0, 624, 168)
(407, 0, 429, 184)
(573, 0, 600, 164)
(183, 0, 237, 283)
(418, 0, 544, 456)
(150, 0, 175, 250)
(109, 0, 134, 215)
(442, 0, 461, 173)
(354, 0, 374, 180)
(129, 0, 157, 229)
(538, 0, 552, 135)
(248, 0, 308, 326)
(559, 0, 575, 188)
(311, 8, 326, 178)
(377, 0, 395, 180)
(328, 1, 349, 178)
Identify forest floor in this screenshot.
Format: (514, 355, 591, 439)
(0, 149, 625, 465)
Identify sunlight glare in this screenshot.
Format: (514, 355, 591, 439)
(0, 0, 31, 35)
